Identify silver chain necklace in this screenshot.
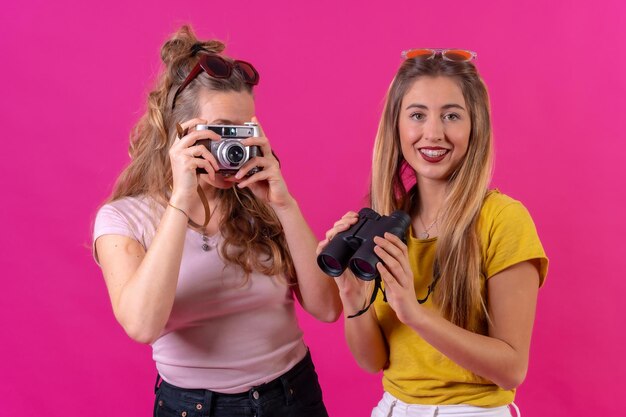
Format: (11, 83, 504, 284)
(417, 215, 438, 239)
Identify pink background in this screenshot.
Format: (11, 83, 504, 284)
(1, 0, 625, 416)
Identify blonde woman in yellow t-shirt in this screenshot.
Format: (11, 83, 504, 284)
(317, 49, 548, 416)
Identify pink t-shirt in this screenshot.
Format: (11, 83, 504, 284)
(93, 196, 307, 393)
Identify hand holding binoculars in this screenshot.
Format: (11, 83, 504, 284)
(317, 208, 411, 281)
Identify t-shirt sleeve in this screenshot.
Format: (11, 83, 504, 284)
(484, 201, 548, 286)
(93, 203, 144, 266)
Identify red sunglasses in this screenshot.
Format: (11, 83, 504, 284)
(172, 54, 259, 109)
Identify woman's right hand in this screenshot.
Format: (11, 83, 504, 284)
(317, 211, 389, 372)
(168, 118, 220, 209)
(316, 211, 376, 316)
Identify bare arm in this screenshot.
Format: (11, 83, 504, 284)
(273, 199, 342, 322)
(235, 117, 341, 322)
(96, 207, 188, 344)
(317, 211, 389, 370)
(96, 118, 221, 344)
(376, 233, 540, 389)
(402, 262, 539, 389)
(339, 274, 389, 373)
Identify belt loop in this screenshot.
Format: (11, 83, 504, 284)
(386, 399, 397, 417)
(203, 390, 214, 417)
(154, 374, 162, 394)
(280, 375, 295, 406)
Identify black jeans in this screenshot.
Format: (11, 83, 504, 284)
(153, 351, 329, 417)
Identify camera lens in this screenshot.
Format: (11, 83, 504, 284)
(350, 258, 377, 280)
(319, 255, 343, 274)
(226, 144, 245, 164)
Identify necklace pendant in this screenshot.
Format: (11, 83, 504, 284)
(418, 232, 429, 239)
(202, 234, 210, 251)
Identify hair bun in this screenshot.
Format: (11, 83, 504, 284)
(161, 25, 226, 65)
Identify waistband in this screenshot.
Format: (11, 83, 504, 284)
(155, 350, 312, 402)
(377, 392, 519, 417)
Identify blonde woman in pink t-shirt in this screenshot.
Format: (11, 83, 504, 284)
(93, 25, 340, 417)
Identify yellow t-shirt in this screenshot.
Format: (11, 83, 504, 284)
(374, 190, 548, 407)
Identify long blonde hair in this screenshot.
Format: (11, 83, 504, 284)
(107, 25, 295, 280)
(370, 57, 493, 332)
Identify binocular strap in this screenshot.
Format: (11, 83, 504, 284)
(347, 278, 436, 319)
(347, 278, 386, 319)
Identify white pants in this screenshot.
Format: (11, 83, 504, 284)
(371, 392, 520, 417)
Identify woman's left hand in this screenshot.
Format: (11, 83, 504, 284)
(374, 233, 421, 324)
(233, 117, 292, 209)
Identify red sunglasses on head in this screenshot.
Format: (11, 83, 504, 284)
(172, 54, 259, 109)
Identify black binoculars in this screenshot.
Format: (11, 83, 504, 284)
(317, 208, 411, 281)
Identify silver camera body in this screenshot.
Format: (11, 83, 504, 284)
(194, 122, 261, 176)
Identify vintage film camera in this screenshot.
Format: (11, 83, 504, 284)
(317, 208, 411, 281)
(194, 122, 261, 176)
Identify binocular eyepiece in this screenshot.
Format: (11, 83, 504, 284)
(317, 208, 411, 281)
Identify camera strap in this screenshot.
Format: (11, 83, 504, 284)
(347, 277, 386, 319)
(187, 185, 211, 229)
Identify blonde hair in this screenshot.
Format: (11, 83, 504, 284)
(370, 57, 493, 332)
(106, 25, 295, 280)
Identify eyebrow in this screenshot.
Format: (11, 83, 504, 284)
(405, 103, 466, 111)
(210, 119, 237, 125)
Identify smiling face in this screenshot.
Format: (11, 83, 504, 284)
(398, 76, 471, 187)
(196, 89, 255, 189)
